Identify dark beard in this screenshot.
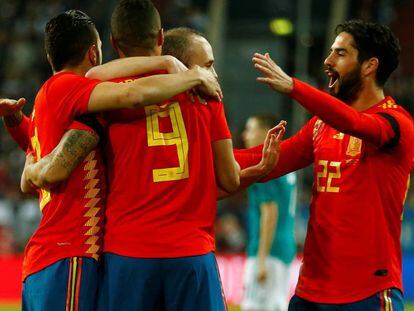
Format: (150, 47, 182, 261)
(331, 65, 363, 103)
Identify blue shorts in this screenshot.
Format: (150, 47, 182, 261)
(98, 252, 227, 311)
(22, 257, 98, 311)
(288, 288, 404, 311)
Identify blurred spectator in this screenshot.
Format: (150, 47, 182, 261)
(216, 213, 246, 253)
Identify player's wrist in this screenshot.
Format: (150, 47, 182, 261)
(256, 160, 274, 176)
(188, 66, 204, 86)
(285, 77, 294, 94)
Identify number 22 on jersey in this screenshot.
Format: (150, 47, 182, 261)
(316, 160, 341, 193)
(145, 102, 189, 182)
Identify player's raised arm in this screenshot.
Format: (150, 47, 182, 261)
(86, 55, 187, 80)
(87, 65, 222, 112)
(0, 98, 31, 150)
(253, 52, 399, 147)
(21, 125, 100, 191)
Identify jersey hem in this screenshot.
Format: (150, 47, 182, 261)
(23, 252, 99, 282)
(103, 248, 214, 259)
(295, 281, 402, 304)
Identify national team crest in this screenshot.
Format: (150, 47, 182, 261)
(346, 136, 362, 157)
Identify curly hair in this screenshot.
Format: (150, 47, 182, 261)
(335, 20, 400, 86)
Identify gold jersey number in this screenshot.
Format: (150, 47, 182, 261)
(145, 102, 189, 182)
(316, 160, 341, 193)
(30, 128, 51, 211)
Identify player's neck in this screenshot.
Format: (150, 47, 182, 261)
(55, 64, 91, 77)
(119, 48, 160, 58)
(349, 84, 385, 111)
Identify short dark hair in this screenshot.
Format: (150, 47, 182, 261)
(335, 20, 400, 86)
(111, 0, 161, 55)
(45, 10, 97, 72)
(163, 27, 205, 66)
(251, 114, 280, 130)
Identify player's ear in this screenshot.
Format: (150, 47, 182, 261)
(362, 57, 379, 78)
(157, 28, 164, 47)
(87, 45, 99, 67)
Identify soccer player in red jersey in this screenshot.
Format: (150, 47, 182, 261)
(97, 2, 235, 309)
(82, 1, 282, 310)
(3, 8, 222, 311)
(238, 20, 413, 310)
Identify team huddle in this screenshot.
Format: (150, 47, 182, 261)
(0, 0, 413, 311)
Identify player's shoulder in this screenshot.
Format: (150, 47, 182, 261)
(373, 97, 412, 119)
(45, 72, 92, 92)
(372, 97, 413, 130)
(176, 94, 224, 109)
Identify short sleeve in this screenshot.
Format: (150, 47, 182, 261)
(210, 101, 231, 142)
(73, 114, 107, 139)
(53, 73, 101, 117)
(67, 120, 96, 134)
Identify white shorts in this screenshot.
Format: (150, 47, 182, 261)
(241, 257, 292, 311)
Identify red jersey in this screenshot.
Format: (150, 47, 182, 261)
(235, 80, 414, 303)
(23, 72, 106, 280)
(104, 76, 231, 258)
(6, 115, 31, 151)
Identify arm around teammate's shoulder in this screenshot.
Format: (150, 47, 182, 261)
(85, 55, 187, 80)
(87, 66, 222, 113)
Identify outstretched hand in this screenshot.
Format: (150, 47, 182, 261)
(0, 98, 26, 116)
(258, 120, 286, 174)
(252, 53, 294, 94)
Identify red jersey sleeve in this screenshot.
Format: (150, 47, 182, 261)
(290, 78, 396, 147)
(234, 146, 262, 169)
(52, 73, 101, 116)
(73, 114, 107, 139)
(6, 114, 31, 151)
(234, 118, 315, 181)
(210, 101, 232, 141)
(262, 117, 315, 181)
(67, 120, 96, 133)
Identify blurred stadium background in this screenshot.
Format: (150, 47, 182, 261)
(0, 0, 413, 310)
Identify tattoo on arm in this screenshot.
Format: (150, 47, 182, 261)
(51, 129, 100, 174)
(23, 129, 100, 188)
